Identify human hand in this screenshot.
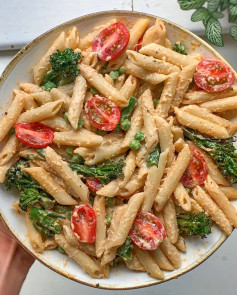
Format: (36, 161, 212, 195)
(0, 217, 35, 295)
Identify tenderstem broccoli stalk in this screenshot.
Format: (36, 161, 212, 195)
(29, 207, 65, 238)
(183, 127, 237, 183)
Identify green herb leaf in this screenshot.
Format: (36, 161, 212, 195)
(78, 119, 83, 128)
(117, 237, 133, 260)
(106, 197, 115, 208)
(205, 17, 224, 46)
(178, 0, 206, 10)
(173, 42, 187, 55)
(90, 86, 100, 95)
(191, 7, 211, 22)
(220, 0, 229, 11)
(230, 25, 237, 40)
(207, 0, 220, 12)
(229, 1, 237, 23)
(154, 99, 159, 109)
(212, 11, 225, 19)
(147, 146, 160, 167)
(57, 246, 66, 254)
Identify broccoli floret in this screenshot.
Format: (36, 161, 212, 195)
(177, 211, 211, 239)
(117, 237, 133, 260)
(41, 48, 82, 90)
(54, 205, 73, 219)
(70, 159, 125, 184)
(29, 207, 65, 238)
(183, 127, 237, 183)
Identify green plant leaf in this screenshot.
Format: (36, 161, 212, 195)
(229, 3, 237, 23)
(178, 0, 206, 10)
(205, 17, 224, 46)
(212, 11, 225, 19)
(230, 25, 237, 40)
(207, 0, 220, 12)
(191, 7, 211, 21)
(220, 0, 229, 11)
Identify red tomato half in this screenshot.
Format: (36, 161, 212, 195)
(15, 122, 54, 148)
(86, 178, 103, 192)
(194, 59, 234, 92)
(85, 96, 121, 131)
(181, 148, 208, 188)
(92, 22, 130, 61)
(71, 205, 96, 243)
(129, 212, 166, 250)
(134, 37, 143, 52)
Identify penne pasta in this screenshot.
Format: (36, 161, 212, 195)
(50, 88, 71, 109)
(200, 96, 237, 113)
(150, 248, 174, 271)
(163, 198, 179, 244)
(159, 237, 181, 268)
(0, 135, 20, 166)
(220, 186, 237, 199)
(174, 182, 192, 212)
(174, 236, 186, 253)
(142, 18, 166, 47)
(119, 75, 138, 102)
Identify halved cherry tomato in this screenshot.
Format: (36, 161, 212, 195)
(194, 59, 234, 92)
(85, 96, 121, 131)
(92, 22, 130, 61)
(129, 212, 166, 250)
(181, 148, 208, 188)
(86, 178, 103, 192)
(134, 37, 143, 52)
(71, 205, 96, 243)
(15, 122, 54, 148)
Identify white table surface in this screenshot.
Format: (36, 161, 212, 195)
(1, 1, 237, 294)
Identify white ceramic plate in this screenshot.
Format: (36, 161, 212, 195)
(0, 10, 237, 290)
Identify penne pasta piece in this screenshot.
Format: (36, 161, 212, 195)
(14, 90, 38, 110)
(19, 83, 43, 94)
(183, 85, 237, 104)
(141, 89, 158, 150)
(45, 147, 89, 204)
(200, 96, 237, 113)
(0, 94, 24, 142)
(125, 254, 145, 271)
(140, 43, 200, 68)
(41, 116, 71, 131)
(58, 83, 74, 97)
(81, 50, 98, 68)
(163, 198, 179, 244)
(174, 182, 192, 212)
(192, 186, 232, 235)
(79, 63, 127, 106)
(175, 107, 230, 139)
(220, 186, 237, 199)
(142, 18, 166, 47)
(126, 50, 180, 74)
(155, 116, 175, 166)
(171, 126, 184, 143)
(155, 144, 191, 211)
(156, 72, 179, 118)
(187, 141, 229, 186)
(50, 88, 71, 110)
(33, 31, 66, 84)
(142, 149, 169, 212)
(159, 237, 181, 268)
(0, 155, 19, 183)
(122, 103, 143, 148)
(124, 59, 168, 85)
(174, 236, 186, 252)
(44, 238, 57, 250)
(93, 196, 106, 258)
(53, 128, 103, 147)
(118, 170, 146, 197)
(79, 19, 117, 51)
(25, 167, 77, 205)
(182, 105, 237, 136)
(108, 18, 149, 70)
(151, 248, 174, 271)
(75, 133, 126, 165)
(0, 135, 20, 166)
(134, 247, 164, 279)
(172, 61, 199, 108)
(55, 234, 106, 278)
(18, 100, 63, 123)
(65, 26, 80, 49)
(104, 74, 114, 86)
(106, 193, 144, 249)
(30, 91, 52, 105)
(26, 211, 44, 253)
(67, 75, 87, 129)
(63, 225, 96, 256)
(190, 198, 203, 214)
(119, 75, 138, 102)
(204, 176, 237, 228)
(114, 74, 125, 90)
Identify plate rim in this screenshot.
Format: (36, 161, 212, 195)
(0, 9, 236, 290)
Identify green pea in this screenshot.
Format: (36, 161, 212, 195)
(78, 119, 83, 128)
(106, 215, 112, 226)
(134, 131, 145, 141)
(44, 81, 56, 91)
(120, 119, 131, 131)
(129, 139, 141, 150)
(57, 246, 66, 254)
(118, 67, 126, 75)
